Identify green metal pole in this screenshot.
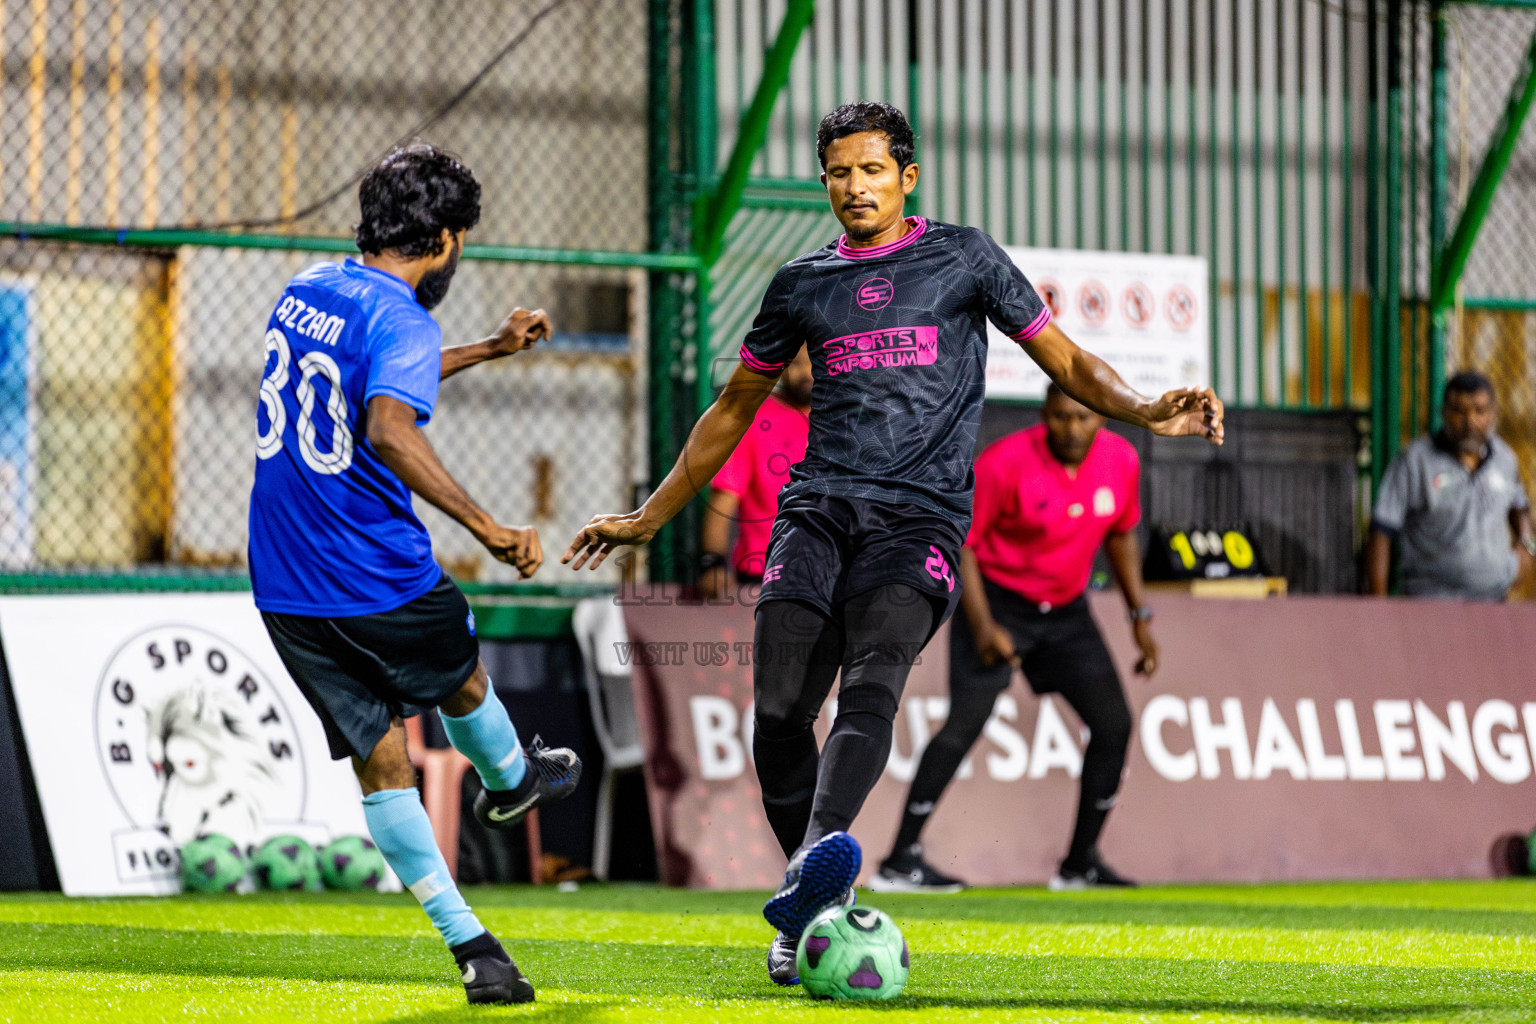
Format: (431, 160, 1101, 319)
(908, 19, 921, 218)
(1320, 5, 1334, 406)
(1297, 3, 1311, 408)
(1207, 0, 1220, 392)
(1366, 0, 1385, 477)
(691, 0, 718, 416)
(1343, 10, 1356, 408)
(0, 222, 702, 270)
(1276, 0, 1289, 406)
(1384, 0, 1404, 458)
(647, 0, 682, 581)
(1430, 26, 1536, 310)
(1252, 8, 1265, 405)
(1408, 6, 1421, 436)
(1429, 3, 1449, 428)
(1230, 4, 1244, 402)
(697, 0, 815, 266)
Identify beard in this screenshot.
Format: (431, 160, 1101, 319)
(414, 239, 461, 311)
(842, 216, 882, 242)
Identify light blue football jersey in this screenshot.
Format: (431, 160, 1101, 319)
(248, 258, 443, 616)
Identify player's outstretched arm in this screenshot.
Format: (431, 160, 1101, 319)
(1021, 321, 1224, 445)
(366, 395, 543, 577)
(563, 362, 779, 570)
(439, 307, 552, 381)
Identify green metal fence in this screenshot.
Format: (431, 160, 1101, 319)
(3, 0, 1536, 600)
(0, 0, 665, 630)
(644, 0, 1536, 583)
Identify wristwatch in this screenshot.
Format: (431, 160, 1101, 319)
(1128, 605, 1154, 623)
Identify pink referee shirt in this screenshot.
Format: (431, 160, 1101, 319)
(712, 394, 810, 576)
(966, 424, 1141, 607)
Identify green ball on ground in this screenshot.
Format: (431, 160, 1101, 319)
(251, 835, 323, 891)
(180, 834, 247, 893)
(796, 904, 909, 1001)
(1527, 829, 1536, 876)
(319, 835, 386, 891)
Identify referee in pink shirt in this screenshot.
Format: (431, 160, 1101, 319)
(871, 383, 1158, 893)
(701, 345, 814, 597)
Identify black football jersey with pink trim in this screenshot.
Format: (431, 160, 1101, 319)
(739, 217, 1050, 528)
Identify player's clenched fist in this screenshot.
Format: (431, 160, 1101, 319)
(488, 306, 552, 356)
(563, 512, 658, 571)
(477, 523, 543, 578)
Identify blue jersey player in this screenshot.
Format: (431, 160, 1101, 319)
(565, 104, 1225, 986)
(249, 143, 580, 1005)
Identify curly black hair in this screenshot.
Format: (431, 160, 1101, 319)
(815, 102, 916, 171)
(354, 143, 481, 258)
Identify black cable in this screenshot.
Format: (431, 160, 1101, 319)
(190, 0, 577, 232)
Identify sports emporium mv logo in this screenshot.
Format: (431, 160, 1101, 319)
(856, 277, 894, 311)
(95, 625, 309, 884)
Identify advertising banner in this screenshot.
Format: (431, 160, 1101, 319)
(624, 592, 1536, 888)
(986, 248, 1209, 402)
(0, 594, 393, 896)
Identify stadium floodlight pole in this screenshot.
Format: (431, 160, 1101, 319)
(1429, 26, 1536, 313)
(694, 0, 816, 267)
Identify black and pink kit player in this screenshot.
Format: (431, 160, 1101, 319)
(743, 214, 1051, 961)
(562, 101, 1223, 988)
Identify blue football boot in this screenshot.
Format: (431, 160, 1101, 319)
(762, 831, 862, 940)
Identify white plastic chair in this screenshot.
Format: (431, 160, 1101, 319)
(571, 597, 645, 880)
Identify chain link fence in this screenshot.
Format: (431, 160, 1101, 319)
(0, 0, 648, 583)
(1440, 2, 1536, 507)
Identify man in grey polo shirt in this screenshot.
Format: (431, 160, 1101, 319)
(1367, 371, 1533, 601)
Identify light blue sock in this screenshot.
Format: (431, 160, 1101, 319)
(361, 789, 484, 948)
(440, 682, 527, 791)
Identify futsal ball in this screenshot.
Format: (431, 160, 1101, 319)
(796, 904, 910, 1000)
(319, 835, 386, 890)
(180, 834, 248, 893)
(251, 835, 322, 891)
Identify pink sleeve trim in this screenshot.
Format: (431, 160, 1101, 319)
(739, 345, 788, 374)
(1009, 306, 1052, 342)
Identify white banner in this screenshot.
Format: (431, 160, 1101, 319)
(0, 593, 394, 895)
(987, 248, 1210, 401)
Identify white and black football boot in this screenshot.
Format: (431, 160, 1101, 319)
(1049, 849, 1136, 890)
(867, 843, 966, 894)
(451, 931, 535, 1004)
(473, 736, 582, 830)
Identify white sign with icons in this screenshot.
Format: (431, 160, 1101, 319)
(986, 247, 1211, 402)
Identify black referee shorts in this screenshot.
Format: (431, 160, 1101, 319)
(949, 577, 1123, 705)
(261, 571, 480, 761)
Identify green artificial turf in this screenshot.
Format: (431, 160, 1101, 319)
(0, 881, 1532, 1022)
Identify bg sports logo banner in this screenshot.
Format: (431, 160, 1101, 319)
(0, 594, 389, 896)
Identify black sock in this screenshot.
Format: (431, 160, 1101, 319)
(891, 684, 998, 852)
(1063, 684, 1133, 867)
(752, 599, 843, 862)
(806, 695, 895, 846)
(450, 930, 506, 966)
(754, 729, 819, 860)
(804, 585, 935, 850)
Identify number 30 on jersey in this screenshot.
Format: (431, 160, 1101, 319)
(256, 328, 355, 475)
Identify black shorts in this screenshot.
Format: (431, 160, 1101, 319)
(261, 572, 480, 761)
(949, 578, 1122, 700)
(757, 492, 965, 639)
